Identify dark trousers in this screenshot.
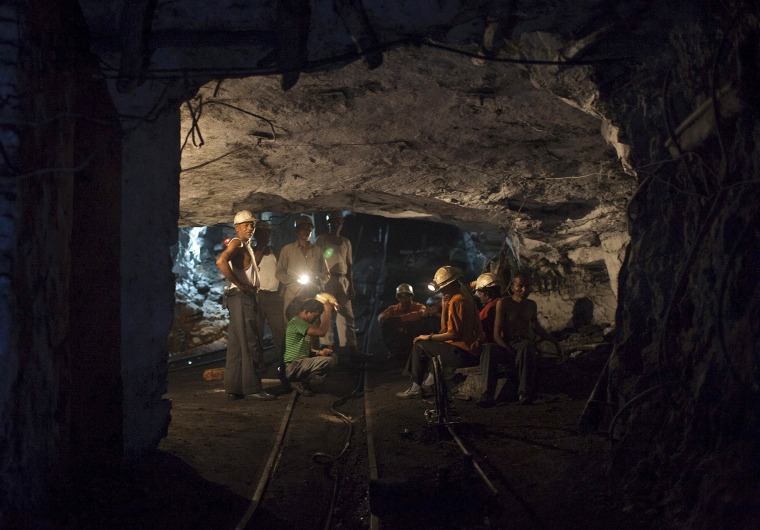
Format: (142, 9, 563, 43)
(381, 317, 438, 357)
(403, 340, 479, 386)
(224, 289, 265, 394)
(480, 340, 538, 399)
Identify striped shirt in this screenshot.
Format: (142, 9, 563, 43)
(284, 316, 312, 363)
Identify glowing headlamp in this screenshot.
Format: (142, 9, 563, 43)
(297, 274, 311, 285)
(427, 282, 438, 292)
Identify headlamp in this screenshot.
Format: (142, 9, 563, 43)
(297, 274, 311, 285)
(427, 282, 437, 292)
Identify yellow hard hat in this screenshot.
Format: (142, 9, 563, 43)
(315, 292, 339, 307)
(474, 272, 500, 291)
(428, 266, 462, 293)
(396, 283, 414, 297)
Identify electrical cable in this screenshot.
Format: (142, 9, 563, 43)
(93, 35, 635, 81)
(181, 98, 204, 151)
(204, 100, 277, 141)
(310, 217, 389, 528)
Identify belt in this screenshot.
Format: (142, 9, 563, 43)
(225, 286, 259, 293)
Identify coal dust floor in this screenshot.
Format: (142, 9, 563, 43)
(46, 351, 664, 530)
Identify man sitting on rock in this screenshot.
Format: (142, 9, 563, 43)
(482, 271, 561, 405)
(396, 266, 484, 399)
(283, 297, 338, 396)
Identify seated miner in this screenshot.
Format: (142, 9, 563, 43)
(485, 271, 561, 405)
(471, 272, 516, 408)
(378, 283, 439, 359)
(396, 266, 484, 399)
(283, 296, 339, 396)
(473, 272, 502, 341)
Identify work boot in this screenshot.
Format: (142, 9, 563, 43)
(292, 382, 314, 397)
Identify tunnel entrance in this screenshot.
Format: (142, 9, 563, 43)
(168, 212, 489, 358)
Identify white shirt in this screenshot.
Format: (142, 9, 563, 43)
(256, 251, 279, 292)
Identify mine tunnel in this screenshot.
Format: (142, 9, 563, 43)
(1, 1, 759, 529)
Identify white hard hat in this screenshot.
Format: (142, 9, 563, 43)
(396, 283, 414, 297)
(474, 272, 500, 291)
(428, 266, 462, 293)
(233, 210, 256, 225)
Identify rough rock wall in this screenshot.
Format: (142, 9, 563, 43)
(600, 3, 760, 526)
(0, 0, 21, 510)
(0, 0, 123, 516)
(508, 1, 759, 524)
(117, 98, 178, 460)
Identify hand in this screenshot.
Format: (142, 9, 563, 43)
(318, 348, 333, 356)
(413, 334, 428, 344)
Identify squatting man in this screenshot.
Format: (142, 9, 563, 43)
(283, 295, 340, 396)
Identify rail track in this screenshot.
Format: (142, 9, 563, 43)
(203, 353, 548, 530)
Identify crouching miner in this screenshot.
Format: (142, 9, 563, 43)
(283, 297, 339, 396)
(216, 210, 276, 401)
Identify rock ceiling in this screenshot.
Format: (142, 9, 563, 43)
(82, 1, 638, 245)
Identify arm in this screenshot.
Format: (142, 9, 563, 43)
(378, 305, 394, 324)
(307, 303, 335, 355)
(275, 245, 291, 285)
(306, 303, 334, 338)
(318, 257, 331, 286)
(216, 240, 254, 294)
(346, 239, 355, 299)
(415, 296, 459, 343)
(493, 298, 508, 349)
(439, 295, 448, 332)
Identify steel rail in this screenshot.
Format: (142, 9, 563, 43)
(445, 424, 499, 496)
(235, 390, 299, 530)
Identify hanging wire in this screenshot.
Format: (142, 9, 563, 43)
(93, 35, 635, 81)
(204, 100, 277, 141)
(181, 98, 204, 151)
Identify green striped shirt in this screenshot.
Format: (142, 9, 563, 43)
(284, 316, 311, 363)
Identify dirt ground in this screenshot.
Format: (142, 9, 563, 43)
(44, 337, 663, 530)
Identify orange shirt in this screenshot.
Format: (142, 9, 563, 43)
(444, 292, 484, 354)
(378, 301, 426, 324)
